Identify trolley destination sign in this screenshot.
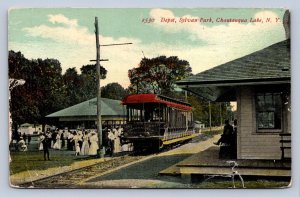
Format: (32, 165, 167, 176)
(8, 8, 291, 189)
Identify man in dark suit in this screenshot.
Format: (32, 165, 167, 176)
(42, 131, 51, 160)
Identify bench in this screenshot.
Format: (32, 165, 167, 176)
(279, 133, 291, 160)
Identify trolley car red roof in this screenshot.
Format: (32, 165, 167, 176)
(122, 94, 192, 111)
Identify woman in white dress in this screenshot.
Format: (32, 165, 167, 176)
(80, 131, 90, 155)
(88, 131, 99, 156)
(38, 134, 45, 151)
(53, 131, 61, 150)
(113, 127, 122, 153)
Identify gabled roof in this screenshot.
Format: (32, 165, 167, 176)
(46, 97, 126, 118)
(177, 39, 290, 86)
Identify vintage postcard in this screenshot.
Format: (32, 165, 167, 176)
(8, 8, 291, 189)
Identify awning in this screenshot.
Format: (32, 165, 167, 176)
(122, 94, 192, 111)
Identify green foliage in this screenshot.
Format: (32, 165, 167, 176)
(187, 95, 207, 123)
(8, 50, 234, 131)
(9, 50, 108, 129)
(128, 56, 192, 95)
(62, 67, 82, 107)
(193, 180, 290, 189)
(9, 51, 64, 129)
(187, 94, 231, 127)
(79, 64, 107, 101)
(101, 82, 129, 100)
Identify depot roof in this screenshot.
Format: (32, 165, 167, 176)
(177, 39, 290, 87)
(46, 97, 126, 118)
(176, 39, 290, 101)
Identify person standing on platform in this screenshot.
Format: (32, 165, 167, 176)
(213, 120, 233, 145)
(113, 127, 122, 154)
(77, 130, 83, 150)
(80, 131, 90, 156)
(27, 135, 31, 145)
(108, 129, 115, 157)
(53, 130, 61, 150)
(38, 133, 45, 151)
(61, 131, 65, 149)
(66, 130, 73, 150)
(22, 133, 27, 145)
(88, 131, 99, 156)
(42, 132, 50, 160)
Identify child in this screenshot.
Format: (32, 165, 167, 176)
(75, 142, 80, 156)
(18, 137, 27, 151)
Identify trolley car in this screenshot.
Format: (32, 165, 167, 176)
(121, 94, 194, 151)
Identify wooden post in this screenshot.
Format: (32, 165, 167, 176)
(209, 101, 212, 132)
(95, 17, 103, 157)
(219, 102, 223, 126)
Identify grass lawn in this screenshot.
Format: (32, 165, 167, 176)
(193, 179, 291, 189)
(10, 150, 92, 175)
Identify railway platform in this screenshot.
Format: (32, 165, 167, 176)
(159, 146, 291, 182)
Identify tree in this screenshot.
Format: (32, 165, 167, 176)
(31, 58, 64, 129)
(8, 51, 109, 131)
(9, 51, 64, 131)
(101, 82, 129, 100)
(62, 67, 82, 107)
(79, 64, 107, 101)
(9, 51, 37, 130)
(187, 94, 231, 127)
(187, 95, 208, 124)
(128, 56, 192, 96)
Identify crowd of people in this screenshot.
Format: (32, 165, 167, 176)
(37, 126, 125, 160)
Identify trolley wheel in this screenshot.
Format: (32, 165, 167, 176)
(154, 140, 164, 152)
(133, 142, 142, 152)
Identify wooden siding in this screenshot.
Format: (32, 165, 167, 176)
(237, 86, 290, 160)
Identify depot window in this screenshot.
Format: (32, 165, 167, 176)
(255, 92, 282, 131)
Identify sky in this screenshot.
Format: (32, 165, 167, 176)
(3, 4, 299, 197)
(8, 8, 287, 88)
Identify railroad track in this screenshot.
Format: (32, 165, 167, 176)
(19, 155, 146, 188)
(19, 133, 213, 188)
(18, 147, 175, 188)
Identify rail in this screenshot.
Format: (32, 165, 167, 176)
(279, 133, 291, 160)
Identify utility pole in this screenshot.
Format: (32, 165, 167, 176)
(209, 101, 212, 132)
(95, 17, 103, 158)
(93, 17, 132, 158)
(219, 102, 222, 126)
